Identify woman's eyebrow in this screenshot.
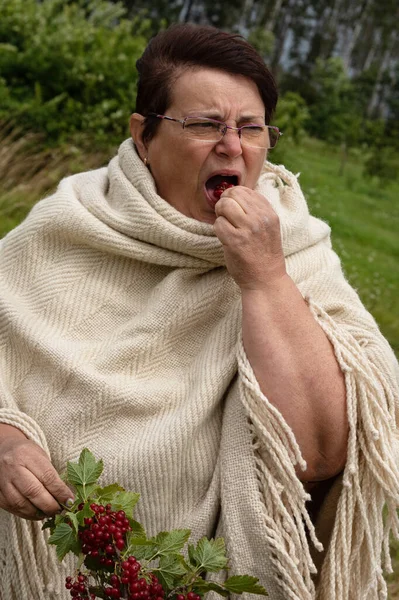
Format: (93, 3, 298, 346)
(189, 111, 265, 122)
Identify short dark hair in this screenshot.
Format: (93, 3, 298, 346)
(135, 24, 278, 143)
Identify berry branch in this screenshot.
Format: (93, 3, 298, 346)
(43, 448, 268, 600)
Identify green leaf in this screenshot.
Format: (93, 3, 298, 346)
(48, 523, 81, 561)
(155, 529, 191, 555)
(55, 513, 66, 526)
(94, 483, 125, 503)
(188, 537, 228, 573)
(129, 519, 146, 539)
(67, 449, 103, 500)
(65, 511, 79, 534)
(188, 543, 196, 565)
(124, 534, 156, 561)
(111, 491, 140, 517)
(156, 554, 188, 592)
(192, 580, 229, 597)
(74, 482, 101, 503)
(224, 575, 268, 596)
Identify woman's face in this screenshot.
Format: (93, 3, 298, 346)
(131, 68, 267, 224)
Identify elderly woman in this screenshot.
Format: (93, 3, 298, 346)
(0, 24, 398, 600)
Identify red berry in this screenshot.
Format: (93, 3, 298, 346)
(187, 593, 196, 600)
(78, 503, 84, 510)
(122, 560, 131, 571)
(65, 583, 73, 590)
(130, 582, 140, 592)
(116, 538, 125, 550)
(128, 556, 137, 564)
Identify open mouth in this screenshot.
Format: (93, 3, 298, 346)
(205, 174, 238, 208)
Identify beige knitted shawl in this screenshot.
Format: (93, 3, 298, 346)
(0, 139, 399, 600)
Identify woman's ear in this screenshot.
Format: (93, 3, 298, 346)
(130, 113, 147, 161)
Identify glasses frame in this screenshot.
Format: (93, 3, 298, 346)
(147, 113, 282, 149)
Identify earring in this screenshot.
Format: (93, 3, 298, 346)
(144, 157, 149, 167)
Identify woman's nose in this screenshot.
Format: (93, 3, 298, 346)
(215, 128, 243, 157)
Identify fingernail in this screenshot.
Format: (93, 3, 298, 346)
(65, 498, 74, 508)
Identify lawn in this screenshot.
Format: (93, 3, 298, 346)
(270, 137, 399, 357)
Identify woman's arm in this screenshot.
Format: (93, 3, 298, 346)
(214, 185, 348, 481)
(241, 276, 347, 481)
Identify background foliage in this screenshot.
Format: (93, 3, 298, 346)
(0, 0, 148, 146)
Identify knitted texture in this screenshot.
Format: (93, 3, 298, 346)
(0, 139, 398, 600)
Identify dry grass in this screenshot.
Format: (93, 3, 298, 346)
(0, 122, 112, 236)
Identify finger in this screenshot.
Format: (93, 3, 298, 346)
(215, 197, 247, 228)
(15, 467, 67, 516)
(213, 215, 237, 245)
(0, 484, 43, 520)
(28, 455, 74, 505)
(220, 188, 249, 214)
(226, 187, 271, 215)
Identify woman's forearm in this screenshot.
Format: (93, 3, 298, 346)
(241, 274, 348, 482)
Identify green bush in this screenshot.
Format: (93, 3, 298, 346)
(0, 0, 149, 146)
(269, 92, 309, 164)
(273, 91, 309, 144)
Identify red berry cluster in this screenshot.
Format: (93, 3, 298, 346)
(77, 503, 131, 568)
(65, 574, 95, 600)
(176, 593, 201, 600)
(116, 557, 164, 600)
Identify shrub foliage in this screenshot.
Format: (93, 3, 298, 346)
(0, 0, 149, 146)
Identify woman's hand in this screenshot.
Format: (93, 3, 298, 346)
(213, 186, 286, 290)
(0, 424, 73, 520)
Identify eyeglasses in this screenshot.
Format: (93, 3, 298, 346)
(148, 113, 282, 150)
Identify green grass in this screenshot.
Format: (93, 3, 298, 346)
(271, 138, 399, 357)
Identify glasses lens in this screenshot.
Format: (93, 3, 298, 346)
(240, 126, 279, 149)
(183, 118, 222, 142)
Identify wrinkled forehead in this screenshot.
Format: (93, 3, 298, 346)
(167, 66, 266, 120)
